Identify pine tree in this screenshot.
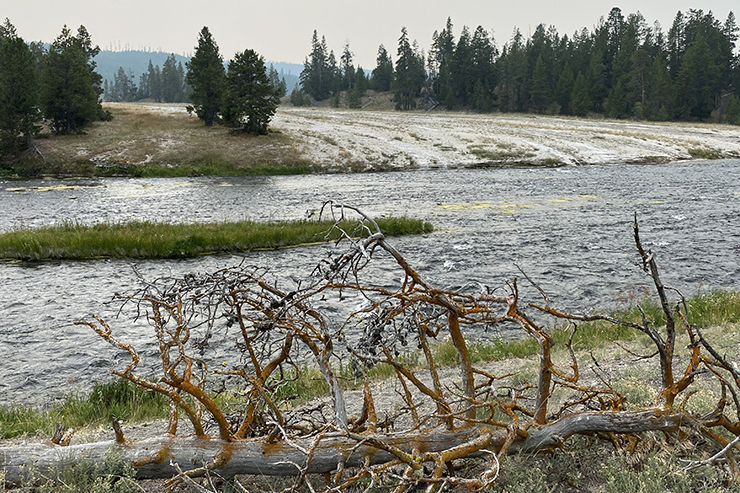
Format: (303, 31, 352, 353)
(393, 27, 425, 110)
(289, 84, 310, 106)
(555, 62, 575, 114)
(222, 49, 278, 135)
(41, 25, 103, 134)
(370, 44, 393, 92)
(469, 25, 497, 111)
(529, 55, 551, 112)
(340, 43, 355, 91)
(675, 31, 717, 119)
(186, 27, 226, 126)
(570, 71, 592, 116)
(605, 78, 631, 118)
(147, 60, 161, 102)
(267, 65, 287, 98)
(300, 31, 332, 100)
(429, 18, 455, 103)
(162, 54, 184, 103)
(497, 29, 528, 112)
(0, 19, 40, 160)
(450, 26, 472, 106)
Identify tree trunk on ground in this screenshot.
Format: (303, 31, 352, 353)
(1, 410, 684, 486)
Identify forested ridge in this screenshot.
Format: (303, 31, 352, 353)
(299, 7, 740, 123)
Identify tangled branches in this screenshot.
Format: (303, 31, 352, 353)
(9, 203, 739, 490)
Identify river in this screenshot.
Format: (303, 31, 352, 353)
(1, 160, 739, 405)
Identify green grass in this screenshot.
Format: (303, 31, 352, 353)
(433, 289, 740, 366)
(0, 379, 169, 439)
(688, 147, 724, 160)
(0, 216, 433, 260)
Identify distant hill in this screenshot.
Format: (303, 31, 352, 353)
(95, 50, 302, 90)
(95, 51, 190, 85)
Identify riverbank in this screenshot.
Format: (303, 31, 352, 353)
(0, 216, 432, 260)
(6, 102, 740, 177)
(4, 289, 739, 439)
(3, 289, 740, 491)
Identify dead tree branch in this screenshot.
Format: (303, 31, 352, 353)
(3, 206, 740, 490)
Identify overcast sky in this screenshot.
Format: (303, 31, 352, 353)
(4, 1, 738, 68)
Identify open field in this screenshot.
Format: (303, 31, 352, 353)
(17, 100, 740, 177)
(273, 104, 740, 171)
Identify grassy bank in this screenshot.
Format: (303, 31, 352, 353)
(4, 103, 312, 178)
(2, 289, 738, 442)
(0, 216, 433, 260)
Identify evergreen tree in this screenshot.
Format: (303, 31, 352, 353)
(605, 77, 631, 118)
(178, 62, 189, 101)
(469, 25, 497, 111)
(497, 29, 528, 112)
(137, 70, 149, 100)
(222, 49, 278, 135)
(147, 60, 161, 102)
(570, 71, 592, 116)
(162, 54, 184, 103)
(529, 55, 551, 112)
(587, 50, 608, 112)
(0, 19, 40, 159)
(555, 61, 575, 114)
(109, 66, 136, 102)
(289, 84, 311, 106)
(370, 44, 393, 92)
(450, 26, 473, 106)
(300, 31, 332, 100)
(326, 49, 340, 96)
(675, 31, 717, 119)
(186, 27, 226, 126)
(267, 64, 287, 98)
(41, 25, 103, 134)
(340, 43, 355, 90)
(429, 18, 456, 104)
(354, 67, 369, 95)
(645, 56, 674, 120)
(393, 27, 425, 110)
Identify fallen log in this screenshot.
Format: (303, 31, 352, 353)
(1, 409, 684, 486)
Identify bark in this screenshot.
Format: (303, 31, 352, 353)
(1, 410, 683, 486)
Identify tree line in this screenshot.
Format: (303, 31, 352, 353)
(104, 55, 189, 103)
(104, 56, 288, 105)
(299, 8, 740, 123)
(0, 21, 284, 169)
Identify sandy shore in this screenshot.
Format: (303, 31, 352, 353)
(272, 107, 740, 171)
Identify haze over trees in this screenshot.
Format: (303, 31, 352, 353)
(298, 8, 740, 124)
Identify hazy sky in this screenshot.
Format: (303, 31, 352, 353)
(4, 1, 738, 68)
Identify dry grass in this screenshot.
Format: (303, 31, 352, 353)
(29, 103, 311, 176)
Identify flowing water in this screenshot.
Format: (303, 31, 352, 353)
(1, 160, 739, 405)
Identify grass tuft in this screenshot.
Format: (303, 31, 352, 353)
(0, 379, 168, 440)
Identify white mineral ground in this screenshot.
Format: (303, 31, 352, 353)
(270, 106, 740, 170)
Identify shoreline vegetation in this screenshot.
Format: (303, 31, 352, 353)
(1, 289, 738, 437)
(0, 216, 433, 261)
